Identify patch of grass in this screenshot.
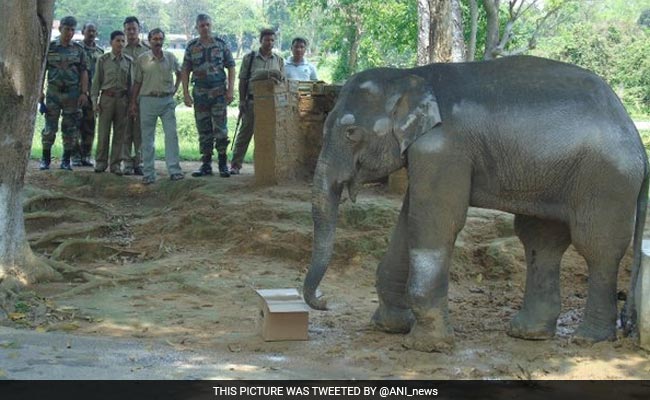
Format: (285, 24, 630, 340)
(30, 107, 254, 163)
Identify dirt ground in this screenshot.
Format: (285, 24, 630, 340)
(4, 159, 650, 379)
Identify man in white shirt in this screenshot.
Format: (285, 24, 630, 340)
(284, 37, 318, 81)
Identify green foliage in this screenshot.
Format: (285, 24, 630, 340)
(535, 2, 650, 115)
(294, 0, 416, 82)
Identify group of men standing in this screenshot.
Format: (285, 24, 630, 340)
(39, 13, 318, 184)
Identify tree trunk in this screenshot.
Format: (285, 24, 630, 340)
(451, 0, 466, 62)
(483, 0, 501, 60)
(347, 22, 362, 75)
(417, 0, 459, 65)
(468, 0, 479, 61)
(0, 0, 59, 294)
(430, 0, 452, 63)
(417, 0, 432, 66)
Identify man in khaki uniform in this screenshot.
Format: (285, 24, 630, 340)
(92, 31, 131, 175)
(121, 16, 150, 175)
(230, 28, 284, 175)
(73, 22, 104, 167)
(129, 28, 184, 185)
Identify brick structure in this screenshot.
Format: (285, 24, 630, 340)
(251, 79, 406, 193)
(251, 79, 339, 186)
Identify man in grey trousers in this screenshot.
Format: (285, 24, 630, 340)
(129, 28, 184, 184)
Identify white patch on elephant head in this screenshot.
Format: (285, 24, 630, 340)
(409, 249, 447, 298)
(385, 94, 402, 114)
(359, 80, 381, 96)
(400, 113, 418, 132)
(373, 117, 391, 136)
(340, 114, 356, 126)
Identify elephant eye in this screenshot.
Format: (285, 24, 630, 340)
(345, 127, 363, 143)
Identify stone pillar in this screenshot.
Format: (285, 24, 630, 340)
(637, 240, 650, 350)
(251, 79, 290, 186)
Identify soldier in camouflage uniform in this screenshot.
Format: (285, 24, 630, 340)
(72, 22, 104, 167)
(121, 16, 150, 175)
(181, 14, 236, 178)
(39, 16, 89, 171)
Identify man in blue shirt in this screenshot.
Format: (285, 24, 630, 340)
(284, 37, 318, 81)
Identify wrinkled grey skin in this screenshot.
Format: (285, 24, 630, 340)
(303, 55, 649, 352)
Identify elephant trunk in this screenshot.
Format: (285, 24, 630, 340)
(303, 161, 344, 310)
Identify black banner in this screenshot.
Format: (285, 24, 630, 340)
(1, 380, 650, 400)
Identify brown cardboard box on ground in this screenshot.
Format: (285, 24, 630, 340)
(256, 288, 310, 341)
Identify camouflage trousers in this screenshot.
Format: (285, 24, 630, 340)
(72, 100, 96, 161)
(42, 87, 81, 152)
(193, 86, 229, 155)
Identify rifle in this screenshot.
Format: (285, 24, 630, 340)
(231, 111, 242, 150)
(231, 51, 255, 150)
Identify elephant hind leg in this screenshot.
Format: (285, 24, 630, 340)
(570, 209, 633, 344)
(508, 215, 571, 340)
(373, 190, 415, 333)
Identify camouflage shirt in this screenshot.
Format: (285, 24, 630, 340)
(45, 39, 87, 90)
(78, 41, 104, 85)
(183, 36, 236, 89)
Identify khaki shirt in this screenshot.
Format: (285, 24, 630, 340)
(239, 50, 284, 82)
(133, 50, 181, 96)
(91, 52, 132, 105)
(123, 40, 150, 61)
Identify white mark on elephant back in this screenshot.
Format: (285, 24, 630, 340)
(373, 117, 391, 136)
(340, 114, 355, 126)
(409, 249, 447, 297)
(452, 100, 488, 119)
(359, 80, 381, 95)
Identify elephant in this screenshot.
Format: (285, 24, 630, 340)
(303, 55, 649, 352)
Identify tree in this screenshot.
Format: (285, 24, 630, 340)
(172, 0, 213, 40)
(475, 0, 570, 60)
(0, 1, 59, 303)
(417, 0, 465, 65)
(213, 0, 264, 57)
(55, 0, 134, 45)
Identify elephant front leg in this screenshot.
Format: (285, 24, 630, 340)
(401, 151, 471, 352)
(404, 247, 455, 352)
(373, 190, 415, 334)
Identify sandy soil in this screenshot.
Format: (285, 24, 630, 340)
(3, 160, 650, 379)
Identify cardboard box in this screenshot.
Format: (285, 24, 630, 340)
(256, 288, 310, 341)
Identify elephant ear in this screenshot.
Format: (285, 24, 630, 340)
(387, 74, 442, 155)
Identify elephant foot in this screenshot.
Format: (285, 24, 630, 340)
(402, 308, 454, 353)
(372, 303, 414, 334)
(403, 322, 454, 353)
(572, 323, 616, 345)
(507, 311, 556, 340)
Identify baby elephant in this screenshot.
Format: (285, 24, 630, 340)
(303, 55, 648, 352)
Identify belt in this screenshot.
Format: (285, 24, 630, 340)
(101, 88, 127, 97)
(48, 83, 78, 93)
(143, 91, 173, 97)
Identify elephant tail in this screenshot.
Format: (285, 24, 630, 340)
(623, 158, 649, 337)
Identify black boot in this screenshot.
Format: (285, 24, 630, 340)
(191, 153, 213, 177)
(81, 144, 94, 166)
(39, 149, 51, 170)
(60, 150, 73, 171)
(218, 153, 230, 178)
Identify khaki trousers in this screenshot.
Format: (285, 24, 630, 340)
(95, 94, 128, 172)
